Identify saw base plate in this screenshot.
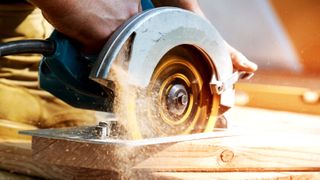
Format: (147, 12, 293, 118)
(20, 126, 236, 146)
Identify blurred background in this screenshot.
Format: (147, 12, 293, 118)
(200, 0, 320, 73)
(199, 0, 320, 115)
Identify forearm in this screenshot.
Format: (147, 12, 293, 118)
(27, 0, 139, 52)
(27, 0, 74, 13)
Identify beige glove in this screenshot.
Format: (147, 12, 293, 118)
(0, 3, 96, 135)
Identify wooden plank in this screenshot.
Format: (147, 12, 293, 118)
(235, 83, 320, 114)
(31, 136, 172, 176)
(29, 131, 320, 179)
(0, 141, 120, 179)
(134, 107, 320, 175)
(150, 172, 320, 180)
(235, 70, 320, 114)
(30, 110, 320, 174)
(133, 132, 320, 172)
(241, 70, 320, 89)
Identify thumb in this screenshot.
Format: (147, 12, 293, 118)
(225, 42, 258, 72)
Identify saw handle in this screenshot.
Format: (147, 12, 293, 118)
(38, 31, 114, 111)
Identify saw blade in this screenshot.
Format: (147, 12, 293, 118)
(109, 45, 220, 139)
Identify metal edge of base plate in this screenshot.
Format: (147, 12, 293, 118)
(19, 127, 238, 147)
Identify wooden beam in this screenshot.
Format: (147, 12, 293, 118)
(31, 136, 172, 174)
(134, 107, 320, 175)
(239, 70, 320, 89)
(150, 172, 320, 180)
(0, 141, 120, 179)
(29, 130, 320, 178)
(29, 124, 320, 173)
(133, 132, 320, 172)
(236, 83, 320, 114)
(235, 70, 320, 114)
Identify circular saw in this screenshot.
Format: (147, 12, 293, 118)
(89, 7, 250, 138)
(0, 7, 252, 140)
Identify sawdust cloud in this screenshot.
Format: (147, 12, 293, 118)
(108, 64, 165, 139)
(107, 64, 170, 179)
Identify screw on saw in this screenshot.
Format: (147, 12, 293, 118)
(177, 92, 188, 106)
(94, 121, 117, 139)
(210, 71, 253, 95)
(167, 84, 189, 116)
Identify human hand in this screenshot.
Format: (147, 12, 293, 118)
(225, 42, 258, 72)
(28, 0, 141, 53)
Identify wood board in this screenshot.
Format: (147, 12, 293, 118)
(1, 106, 320, 179)
(134, 133, 320, 172)
(0, 141, 120, 179)
(235, 70, 320, 114)
(150, 172, 320, 180)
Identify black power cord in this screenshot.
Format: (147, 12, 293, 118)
(0, 40, 55, 57)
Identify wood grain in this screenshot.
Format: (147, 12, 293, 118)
(150, 172, 320, 180)
(135, 106, 320, 177)
(0, 141, 120, 179)
(133, 133, 320, 172)
(30, 109, 320, 175)
(31, 136, 171, 173)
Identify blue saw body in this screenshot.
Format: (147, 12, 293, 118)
(39, 32, 114, 111)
